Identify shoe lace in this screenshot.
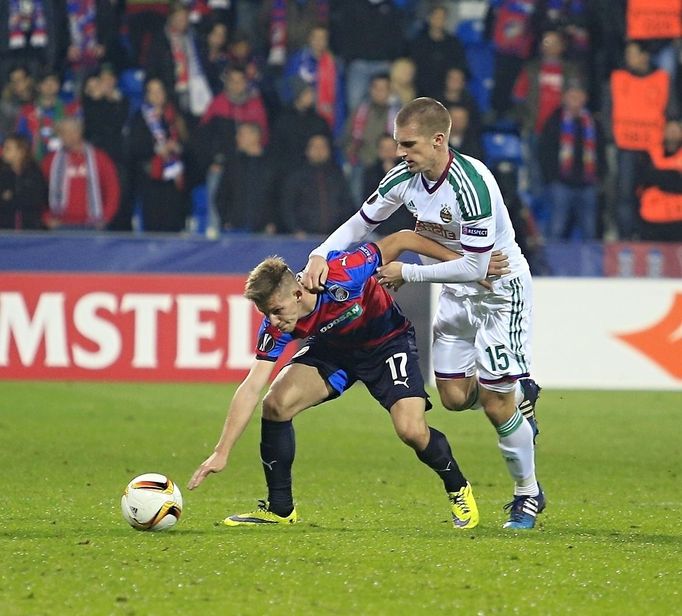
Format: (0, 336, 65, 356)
(256, 499, 269, 512)
(503, 496, 528, 522)
(450, 491, 471, 514)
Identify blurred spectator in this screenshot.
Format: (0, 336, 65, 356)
(200, 20, 230, 95)
(82, 65, 129, 167)
(362, 132, 416, 235)
(213, 122, 276, 234)
(513, 28, 581, 196)
(63, 0, 117, 89)
(0, 65, 35, 139)
(635, 119, 682, 242)
(439, 66, 481, 132)
(226, 30, 265, 90)
(539, 80, 605, 240)
(486, 0, 541, 119)
(281, 25, 345, 137)
(409, 3, 467, 99)
(0, 133, 47, 229)
(129, 77, 189, 232)
(491, 159, 548, 274)
(145, 4, 213, 123)
(270, 77, 331, 181)
(201, 66, 269, 144)
(413, 0, 462, 35)
(608, 40, 673, 240)
(258, 0, 330, 68)
(185, 0, 236, 31)
(16, 70, 80, 162)
(330, 0, 406, 112)
(538, 0, 591, 66)
(447, 103, 484, 160)
(625, 0, 681, 86)
(344, 73, 401, 205)
(280, 133, 354, 236)
(81, 64, 131, 231)
(192, 62, 267, 213)
(389, 57, 416, 106)
(123, 0, 171, 67)
(234, 0, 262, 43)
(0, 0, 65, 86)
(513, 29, 581, 136)
(588, 0, 626, 112)
(42, 117, 120, 229)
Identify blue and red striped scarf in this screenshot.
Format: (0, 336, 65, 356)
(141, 102, 185, 186)
(559, 108, 596, 182)
(297, 47, 337, 130)
(67, 0, 98, 66)
(8, 0, 47, 49)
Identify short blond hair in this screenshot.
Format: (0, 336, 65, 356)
(244, 256, 296, 310)
(395, 97, 451, 138)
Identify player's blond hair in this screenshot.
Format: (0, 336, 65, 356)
(244, 256, 297, 310)
(395, 97, 451, 138)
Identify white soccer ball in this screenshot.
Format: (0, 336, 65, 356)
(121, 473, 183, 531)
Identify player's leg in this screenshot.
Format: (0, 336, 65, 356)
(431, 288, 480, 411)
(261, 363, 333, 515)
(224, 360, 333, 526)
(434, 287, 541, 433)
(476, 273, 545, 529)
(389, 397, 479, 529)
(363, 328, 478, 528)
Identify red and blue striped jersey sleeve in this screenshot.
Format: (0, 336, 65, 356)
(254, 319, 294, 362)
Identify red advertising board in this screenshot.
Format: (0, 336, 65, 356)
(0, 273, 291, 382)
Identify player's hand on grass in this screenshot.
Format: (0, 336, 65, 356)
(188, 451, 228, 490)
(487, 250, 510, 276)
(376, 261, 405, 290)
(301, 255, 328, 293)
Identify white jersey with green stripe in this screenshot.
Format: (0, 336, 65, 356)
(368, 150, 529, 295)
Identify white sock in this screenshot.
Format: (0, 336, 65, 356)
(496, 410, 538, 496)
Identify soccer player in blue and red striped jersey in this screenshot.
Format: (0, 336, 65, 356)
(188, 230, 508, 528)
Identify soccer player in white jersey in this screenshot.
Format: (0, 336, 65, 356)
(303, 97, 545, 529)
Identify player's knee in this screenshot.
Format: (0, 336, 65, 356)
(439, 391, 469, 412)
(394, 420, 429, 450)
(262, 390, 294, 421)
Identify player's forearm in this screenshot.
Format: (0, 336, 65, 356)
(377, 230, 461, 264)
(213, 384, 262, 456)
(310, 211, 375, 258)
(402, 249, 490, 283)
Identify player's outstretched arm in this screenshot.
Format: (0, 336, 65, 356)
(188, 360, 275, 490)
(375, 231, 509, 285)
(303, 210, 377, 291)
(375, 230, 459, 263)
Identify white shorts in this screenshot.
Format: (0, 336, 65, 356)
(432, 272, 533, 389)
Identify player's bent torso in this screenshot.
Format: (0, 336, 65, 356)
(255, 243, 410, 362)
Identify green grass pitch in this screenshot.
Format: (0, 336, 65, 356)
(1, 382, 680, 615)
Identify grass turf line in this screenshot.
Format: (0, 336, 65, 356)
(0, 382, 680, 615)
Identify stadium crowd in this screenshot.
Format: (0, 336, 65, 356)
(0, 0, 680, 247)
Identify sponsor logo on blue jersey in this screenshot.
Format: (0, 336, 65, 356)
(319, 303, 362, 334)
(327, 284, 350, 302)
